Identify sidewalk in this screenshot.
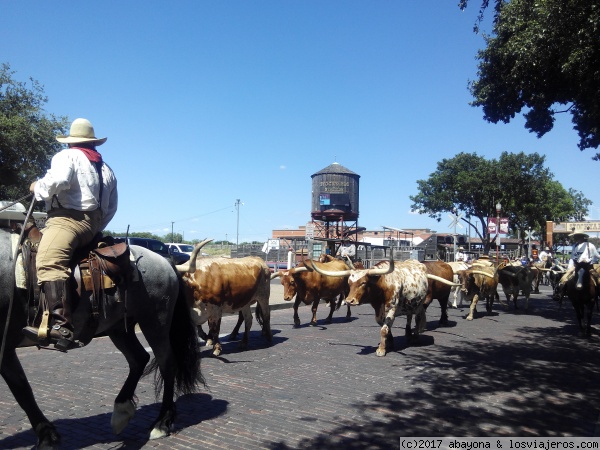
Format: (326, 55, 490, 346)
(267, 281, 291, 310)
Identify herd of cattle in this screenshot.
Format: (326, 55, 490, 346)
(177, 241, 571, 357)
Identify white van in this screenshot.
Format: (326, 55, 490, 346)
(165, 243, 195, 256)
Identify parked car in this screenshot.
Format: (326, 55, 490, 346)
(165, 243, 195, 256)
(114, 237, 190, 265)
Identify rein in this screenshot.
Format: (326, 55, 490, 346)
(0, 194, 34, 214)
(0, 196, 36, 369)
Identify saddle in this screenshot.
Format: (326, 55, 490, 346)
(21, 228, 135, 343)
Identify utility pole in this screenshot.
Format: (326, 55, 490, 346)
(171, 222, 174, 242)
(495, 202, 501, 265)
(235, 199, 242, 249)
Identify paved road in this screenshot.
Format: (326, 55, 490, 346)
(1, 282, 599, 449)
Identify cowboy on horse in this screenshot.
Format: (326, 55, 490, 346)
(22, 118, 118, 350)
(553, 232, 600, 300)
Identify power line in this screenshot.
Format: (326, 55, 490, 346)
(117, 205, 232, 232)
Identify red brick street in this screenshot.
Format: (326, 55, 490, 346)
(1, 281, 599, 449)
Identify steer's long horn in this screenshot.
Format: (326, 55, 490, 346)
(306, 259, 352, 277)
(271, 271, 282, 280)
(367, 257, 394, 276)
(344, 255, 356, 270)
(176, 238, 213, 274)
(426, 274, 462, 286)
(471, 269, 495, 278)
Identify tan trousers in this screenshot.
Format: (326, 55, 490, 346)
(36, 208, 102, 284)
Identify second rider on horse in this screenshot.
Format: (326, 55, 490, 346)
(23, 118, 118, 350)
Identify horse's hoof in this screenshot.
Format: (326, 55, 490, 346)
(35, 421, 61, 450)
(376, 348, 386, 357)
(466, 316, 473, 321)
(112, 399, 136, 435)
(149, 426, 169, 440)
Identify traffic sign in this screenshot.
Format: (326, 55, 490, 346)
(448, 213, 463, 229)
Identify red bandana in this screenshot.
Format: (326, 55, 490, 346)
(72, 146, 103, 164)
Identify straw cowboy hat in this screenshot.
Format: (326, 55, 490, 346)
(56, 118, 107, 146)
(458, 246, 464, 250)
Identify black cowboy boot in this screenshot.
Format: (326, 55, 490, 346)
(23, 280, 77, 351)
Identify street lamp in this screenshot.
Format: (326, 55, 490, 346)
(496, 202, 501, 265)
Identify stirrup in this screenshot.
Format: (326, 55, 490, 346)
(22, 325, 79, 352)
(22, 326, 50, 347)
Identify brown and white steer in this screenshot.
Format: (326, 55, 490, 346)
(271, 258, 351, 327)
(309, 259, 457, 356)
(180, 248, 272, 356)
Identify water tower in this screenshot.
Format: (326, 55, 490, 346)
(309, 162, 361, 256)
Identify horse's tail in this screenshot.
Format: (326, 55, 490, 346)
(144, 278, 206, 397)
(171, 280, 206, 394)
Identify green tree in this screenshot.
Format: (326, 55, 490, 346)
(460, 1, 600, 158)
(0, 63, 69, 200)
(410, 151, 588, 252)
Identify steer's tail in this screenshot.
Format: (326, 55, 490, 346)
(255, 303, 264, 327)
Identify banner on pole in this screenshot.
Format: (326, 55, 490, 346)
(487, 217, 509, 235)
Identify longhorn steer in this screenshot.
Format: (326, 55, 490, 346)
(272, 258, 351, 327)
(181, 249, 272, 356)
(307, 259, 458, 356)
(456, 266, 499, 320)
(497, 263, 534, 310)
(548, 261, 568, 293)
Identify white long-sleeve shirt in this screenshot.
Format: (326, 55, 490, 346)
(568, 241, 600, 269)
(34, 148, 118, 230)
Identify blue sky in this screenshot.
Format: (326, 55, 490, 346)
(2, 1, 597, 243)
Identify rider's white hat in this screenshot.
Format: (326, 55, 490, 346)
(56, 118, 107, 146)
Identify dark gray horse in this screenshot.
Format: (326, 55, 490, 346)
(0, 224, 205, 449)
(565, 261, 596, 338)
